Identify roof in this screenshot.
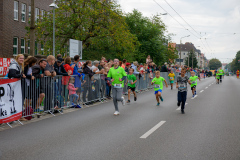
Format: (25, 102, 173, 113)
(176, 42, 197, 52)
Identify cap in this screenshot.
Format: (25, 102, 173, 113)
(126, 63, 131, 66)
(57, 58, 63, 63)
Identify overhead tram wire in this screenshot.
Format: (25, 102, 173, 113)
(152, 0, 200, 39)
(163, 0, 202, 38)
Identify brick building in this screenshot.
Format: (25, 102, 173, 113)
(0, 0, 53, 58)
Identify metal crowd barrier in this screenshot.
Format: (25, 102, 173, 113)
(1, 70, 194, 120)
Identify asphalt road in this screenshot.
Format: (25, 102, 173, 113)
(0, 76, 240, 160)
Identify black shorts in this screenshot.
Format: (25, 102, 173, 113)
(127, 86, 135, 92)
(191, 85, 196, 90)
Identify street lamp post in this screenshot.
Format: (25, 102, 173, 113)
(49, 1, 58, 56)
(179, 35, 190, 66)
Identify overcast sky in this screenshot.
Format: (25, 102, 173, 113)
(117, 0, 240, 63)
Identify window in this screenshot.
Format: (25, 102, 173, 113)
(21, 3, 26, 22)
(28, 40, 30, 54)
(21, 39, 25, 54)
(35, 8, 39, 21)
(41, 43, 44, 54)
(41, 10, 45, 19)
(29, 6, 31, 18)
(14, 1, 18, 20)
(35, 41, 38, 55)
(13, 37, 18, 55)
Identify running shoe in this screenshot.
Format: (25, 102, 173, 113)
(122, 96, 126, 106)
(192, 95, 195, 98)
(134, 96, 137, 101)
(181, 110, 185, 114)
(157, 102, 160, 106)
(114, 111, 120, 115)
(127, 100, 130, 104)
(195, 91, 196, 95)
(177, 102, 181, 107)
(75, 104, 81, 108)
(160, 96, 163, 102)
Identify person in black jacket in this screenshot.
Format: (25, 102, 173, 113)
(32, 59, 47, 112)
(82, 60, 95, 104)
(160, 62, 168, 72)
(8, 54, 26, 79)
(23, 57, 38, 108)
(54, 58, 70, 109)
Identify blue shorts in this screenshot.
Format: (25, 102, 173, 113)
(155, 89, 162, 94)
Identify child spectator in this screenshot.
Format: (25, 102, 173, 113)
(68, 77, 80, 108)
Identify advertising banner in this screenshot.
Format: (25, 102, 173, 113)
(0, 78, 22, 124)
(0, 58, 14, 76)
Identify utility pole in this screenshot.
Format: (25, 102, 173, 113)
(188, 51, 189, 67)
(30, 0, 35, 56)
(192, 45, 194, 68)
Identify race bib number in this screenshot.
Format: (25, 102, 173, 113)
(192, 81, 196, 84)
(155, 84, 160, 88)
(179, 83, 186, 89)
(128, 80, 133, 84)
(170, 77, 173, 80)
(114, 84, 122, 88)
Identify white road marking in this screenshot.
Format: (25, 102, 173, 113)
(205, 87, 208, 89)
(200, 90, 204, 93)
(140, 121, 166, 139)
(176, 103, 187, 110)
(191, 95, 198, 99)
(209, 84, 211, 86)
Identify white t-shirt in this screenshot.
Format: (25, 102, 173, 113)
(91, 65, 99, 73)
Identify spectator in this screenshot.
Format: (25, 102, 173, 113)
(8, 54, 27, 121)
(146, 55, 151, 64)
(160, 62, 168, 72)
(104, 67, 111, 99)
(125, 63, 131, 74)
(32, 59, 47, 113)
(54, 58, 70, 108)
(98, 60, 105, 70)
(101, 56, 106, 62)
(131, 61, 139, 74)
(62, 57, 73, 103)
(83, 60, 95, 104)
(8, 54, 26, 79)
(121, 59, 127, 69)
(91, 60, 103, 100)
(23, 57, 38, 108)
(72, 55, 83, 103)
(44, 55, 57, 111)
(68, 77, 79, 107)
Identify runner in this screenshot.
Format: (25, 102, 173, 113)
(189, 71, 201, 97)
(176, 68, 191, 114)
(216, 71, 220, 84)
(168, 70, 175, 90)
(107, 59, 127, 116)
(236, 69, 239, 79)
(151, 71, 168, 106)
(218, 67, 224, 83)
(125, 68, 137, 104)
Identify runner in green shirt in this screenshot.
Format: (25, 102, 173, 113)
(151, 71, 168, 106)
(125, 68, 137, 104)
(189, 71, 201, 98)
(107, 59, 127, 116)
(218, 67, 224, 83)
(216, 71, 220, 84)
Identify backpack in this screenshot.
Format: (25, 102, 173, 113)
(22, 106, 33, 120)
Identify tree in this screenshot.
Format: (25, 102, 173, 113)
(125, 9, 171, 65)
(26, 0, 139, 61)
(208, 58, 222, 70)
(184, 49, 198, 68)
(228, 50, 240, 73)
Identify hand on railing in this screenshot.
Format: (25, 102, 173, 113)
(31, 76, 35, 80)
(22, 74, 26, 78)
(40, 74, 44, 78)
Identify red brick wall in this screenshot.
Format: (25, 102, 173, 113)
(0, 0, 53, 58)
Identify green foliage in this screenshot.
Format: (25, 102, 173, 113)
(208, 58, 222, 70)
(26, 0, 139, 60)
(125, 9, 173, 65)
(184, 50, 198, 68)
(229, 51, 240, 72)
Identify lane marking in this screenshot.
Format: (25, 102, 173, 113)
(140, 121, 166, 139)
(200, 90, 204, 93)
(209, 84, 211, 86)
(205, 87, 208, 89)
(176, 103, 187, 110)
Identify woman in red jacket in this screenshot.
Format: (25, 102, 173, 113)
(62, 57, 74, 103)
